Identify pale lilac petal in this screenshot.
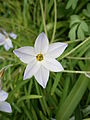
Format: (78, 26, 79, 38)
(6, 38, 13, 48)
(9, 32, 17, 39)
(47, 42, 68, 58)
(24, 60, 41, 80)
(13, 47, 35, 64)
(0, 33, 5, 45)
(34, 65, 49, 88)
(0, 102, 12, 113)
(34, 32, 49, 54)
(0, 90, 8, 102)
(4, 44, 11, 51)
(42, 57, 64, 72)
(4, 38, 13, 51)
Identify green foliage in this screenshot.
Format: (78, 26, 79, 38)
(83, 3, 90, 18)
(0, 0, 90, 120)
(69, 15, 89, 40)
(66, 0, 78, 9)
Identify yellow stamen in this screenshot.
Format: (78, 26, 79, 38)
(5, 35, 9, 41)
(36, 54, 43, 61)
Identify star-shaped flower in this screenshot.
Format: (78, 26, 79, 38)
(0, 30, 17, 51)
(0, 90, 12, 113)
(13, 32, 68, 88)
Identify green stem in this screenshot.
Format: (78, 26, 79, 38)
(51, 0, 57, 43)
(62, 70, 90, 74)
(40, 0, 47, 36)
(58, 36, 90, 60)
(0, 64, 13, 71)
(66, 56, 90, 60)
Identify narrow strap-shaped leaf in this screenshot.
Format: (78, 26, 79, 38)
(56, 75, 89, 120)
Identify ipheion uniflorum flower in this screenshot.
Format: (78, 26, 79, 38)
(0, 30, 17, 51)
(0, 90, 12, 113)
(13, 32, 68, 88)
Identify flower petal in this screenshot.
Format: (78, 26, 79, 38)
(4, 38, 13, 51)
(4, 44, 11, 51)
(0, 90, 8, 102)
(34, 65, 49, 88)
(0, 33, 5, 45)
(24, 60, 41, 80)
(34, 32, 49, 54)
(42, 57, 64, 72)
(6, 38, 13, 48)
(47, 42, 68, 58)
(9, 32, 17, 39)
(0, 102, 12, 113)
(13, 47, 35, 64)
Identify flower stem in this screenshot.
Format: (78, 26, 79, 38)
(66, 56, 90, 60)
(40, 0, 47, 36)
(58, 36, 90, 60)
(62, 70, 90, 74)
(51, 0, 57, 43)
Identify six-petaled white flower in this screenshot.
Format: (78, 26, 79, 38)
(13, 32, 68, 88)
(0, 90, 12, 113)
(0, 30, 17, 51)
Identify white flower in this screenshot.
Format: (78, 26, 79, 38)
(0, 90, 12, 113)
(13, 32, 68, 88)
(0, 30, 17, 51)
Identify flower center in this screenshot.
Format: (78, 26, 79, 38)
(36, 54, 43, 61)
(5, 35, 9, 41)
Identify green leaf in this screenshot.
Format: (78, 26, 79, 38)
(72, 0, 78, 9)
(17, 95, 42, 103)
(12, 102, 21, 113)
(80, 21, 88, 32)
(83, 3, 90, 17)
(70, 15, 80, 27)
(56, 75, 89, 120)
(77, 25, 85, 39)
(87, 3, 90, 13)
(69, 24, 78, 40)
(51, 73, 62, 95)
(66, 0, 78, 9)
(66, 0, 72, 9)
(83, 9, 90, 18)
(59, 76, 70, 106)
(75, 105, 82, 120)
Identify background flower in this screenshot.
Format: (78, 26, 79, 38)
(0, 30, 17, 51)
(0, 90, 12, 113)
